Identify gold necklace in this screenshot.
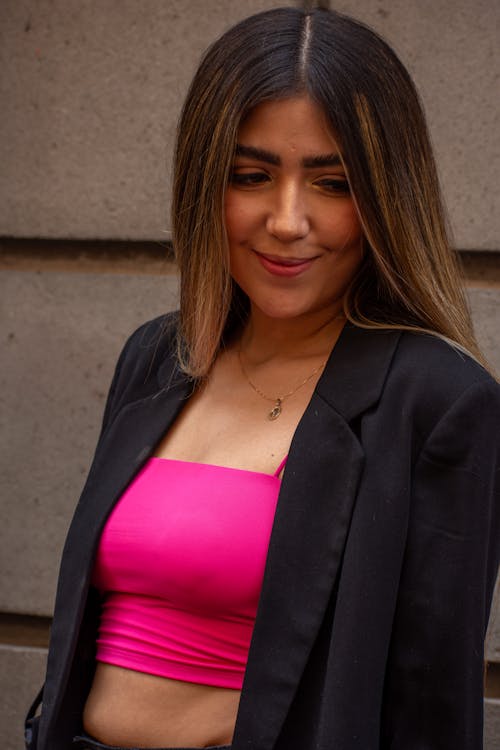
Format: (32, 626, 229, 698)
(238, 350, 327, 421)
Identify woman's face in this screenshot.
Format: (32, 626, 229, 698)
(224, 96, 364, 324)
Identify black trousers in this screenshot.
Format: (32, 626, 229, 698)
(72, 734, 231, 750)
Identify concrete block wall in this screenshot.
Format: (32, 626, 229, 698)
(1, 1, 499, 747)
(1, 0, 499, 247)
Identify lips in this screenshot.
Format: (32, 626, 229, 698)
(254, 250, 318, 277)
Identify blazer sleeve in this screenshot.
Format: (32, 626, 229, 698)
(24, 314, 176, 749)
(23, 332, 132, 750)
(96, 313, 177, 441)
(381, 379, 500, 749)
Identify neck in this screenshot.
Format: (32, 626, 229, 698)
(238, 305, 346, 364)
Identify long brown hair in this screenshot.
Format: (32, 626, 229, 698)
(172, 6, 486, 377)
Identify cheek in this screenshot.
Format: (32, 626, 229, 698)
(224, 193, 248, 242)
(324, 204, 363, 248)
(225, 190, 267, 244)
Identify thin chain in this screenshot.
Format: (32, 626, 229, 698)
(238, 350, 326, 420)
(238, 351, 326, 401)
(237, 315, 344, 419)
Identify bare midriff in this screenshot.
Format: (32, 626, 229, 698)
(83, 663, 240, 748)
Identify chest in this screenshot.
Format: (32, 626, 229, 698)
(153, 372, 319, 476)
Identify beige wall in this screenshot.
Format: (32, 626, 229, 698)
(1, 1, 499, 747)
(1, 0, 498, 247)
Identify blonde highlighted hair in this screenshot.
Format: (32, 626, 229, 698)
(172, 7, 487, 377)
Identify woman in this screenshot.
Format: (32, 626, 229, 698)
(26, 6, 500, 750)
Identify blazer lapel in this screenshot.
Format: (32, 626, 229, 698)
(43, 370, 193, 736)
(67, 379, 193, 567)
(232, 324, 401, 750)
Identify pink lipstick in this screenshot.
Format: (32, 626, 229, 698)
(255, 251, 316, 277)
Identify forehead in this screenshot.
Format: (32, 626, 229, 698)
(237, 96, 340, 158)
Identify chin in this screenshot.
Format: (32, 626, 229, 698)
(252, 300, 325, 321)
(250, 298, 302, 319)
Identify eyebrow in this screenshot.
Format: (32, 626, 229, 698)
(235, 144, 280, 165)
(303, 153, 343, 168)
(235, 144, 343, 169)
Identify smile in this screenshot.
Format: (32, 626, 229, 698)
(254, 250, 317, 277)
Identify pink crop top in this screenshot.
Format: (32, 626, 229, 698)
(91, 456, 285, 689)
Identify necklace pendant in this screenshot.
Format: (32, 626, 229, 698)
(268, 399, 282, 421)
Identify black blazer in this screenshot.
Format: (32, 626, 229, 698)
(27, 314, 500, 750)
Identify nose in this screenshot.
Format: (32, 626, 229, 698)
(266, 184, 310, 242)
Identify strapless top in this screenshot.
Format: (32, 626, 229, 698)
(92, 456, 285, 688)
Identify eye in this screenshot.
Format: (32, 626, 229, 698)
(314, 177, 351, 195)
(229, 170, 270, 188)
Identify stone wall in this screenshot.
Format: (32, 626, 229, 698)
(1, 1, 499, 747)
